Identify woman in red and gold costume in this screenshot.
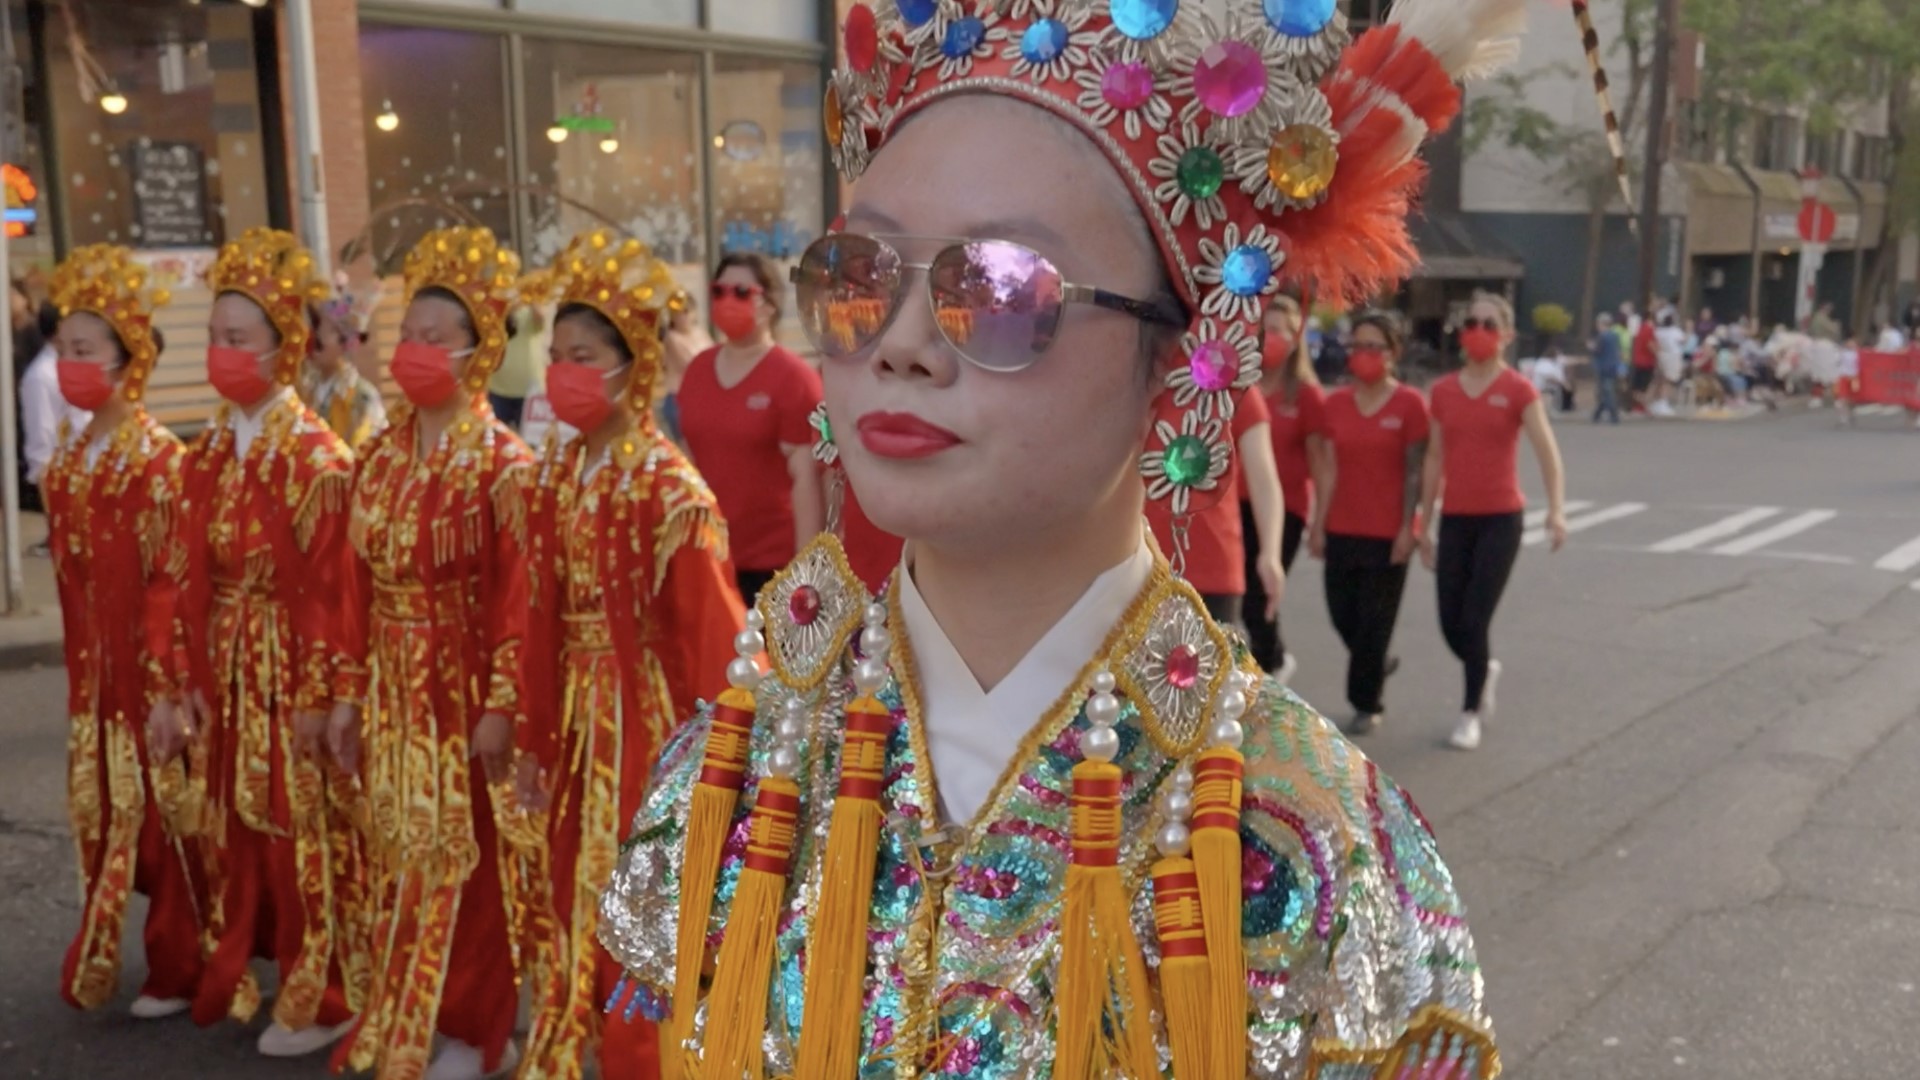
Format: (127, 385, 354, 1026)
(515, 231, 745, 1080)
(43, 245, 204, 1019)
(173, 228, 365, 1057)
(331, 226, 534, 1080)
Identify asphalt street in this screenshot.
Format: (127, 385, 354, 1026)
(0, 405, 1916, 1077)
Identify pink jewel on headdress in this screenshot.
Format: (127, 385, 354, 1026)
(1193, 40, 1267, 118)
(789, 585, 822, 626)
(1188, 340, 1235, 392)
(846, 3, 879, 72)
(1100, 60, 1155, 110)
(1166, 644, 1200, 690)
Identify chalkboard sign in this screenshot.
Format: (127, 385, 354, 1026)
(129, 141, 212, 248)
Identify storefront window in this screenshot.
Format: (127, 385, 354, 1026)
(520, 38, 705, 290)
(710, 57, 825, 343)
(516, 0, 698, 27)
(709, 1, 820, 43)
(45, 0, 274, 251)
(359, 24, 514, 258)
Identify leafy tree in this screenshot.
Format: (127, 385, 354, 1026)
(1686, 0, 1920, 332)
(1464, 0, 1658, 337)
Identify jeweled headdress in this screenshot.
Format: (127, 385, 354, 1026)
(49, 244, 171, 403)
(542, 229, 679, 416)
(402, 226, 520, 388)
(829, 0, 1524, 548)
(208, 227, 330, 386)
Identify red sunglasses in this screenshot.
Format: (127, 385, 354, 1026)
(711, 283, 765, 302)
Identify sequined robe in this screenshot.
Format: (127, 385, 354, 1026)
(177, 394, 364, 1031)
(335, 405, 533, 1078)
(519, 430, 745, 1080)
(601, 554, 1497, 1079)
(46, 411, 206, 1010)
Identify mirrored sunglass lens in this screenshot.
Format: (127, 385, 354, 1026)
(928, 241, 1063, 371)
(797, 236, 900, 357)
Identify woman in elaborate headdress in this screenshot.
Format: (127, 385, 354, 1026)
(598, 1, 1522, 1077)
(43, 245, 204, 1019)
(176, 228, 364, 1057)
(515, 230, 745, 1080)
(302, 286, 387, 450)
(331, 227, 535, 1080)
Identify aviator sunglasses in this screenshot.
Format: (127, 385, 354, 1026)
(791, 233, 1188, 372)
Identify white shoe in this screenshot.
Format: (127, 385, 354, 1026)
(1274, 652, 1298, 687)
(1346, 712, 1383, 737)
(130, 995, 190, 1020)
(426, 1038, 520, 1080)
(257, 1017, 354, 1058)
(1449, 715, 1483, 751)
(1482, 660, 1502, 719)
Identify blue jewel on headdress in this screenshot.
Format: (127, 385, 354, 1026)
(1223, 245, 1273, 297)
(943, 15, 987, 58)
(1021, 18, 1069, 64)
(899, 0, 938, 28)
(1111, 0, 1179, 42)
(1264, 0, 1336, 38)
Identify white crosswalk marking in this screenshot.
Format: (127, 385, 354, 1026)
(1857, 404, 1901, 417)
(1526, 502, 1647, 546)
(1709, 510, 1838, 556)
(1874, 534, 1920, 572)
(1524, 501, 1593, 530)
(1648, 507, 1782, 553)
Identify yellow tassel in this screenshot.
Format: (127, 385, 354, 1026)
(1192, 747, 1247, 1077)
(665, 689, 757, 1078)
(698, 773, 802, 1080)
(1151, 855, 1215, 1079)
(1055, 760, 1157, 1080)
(795, 696, 892, 1077)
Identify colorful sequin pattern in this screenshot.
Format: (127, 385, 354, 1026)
(601, 561, 1496, 1078)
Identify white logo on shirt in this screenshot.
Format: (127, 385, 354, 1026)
(1490, 394, 1510, 408)
(746, 392, 773, 411)
(1380, 416, 1403, 430)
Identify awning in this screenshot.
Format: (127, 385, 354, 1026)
(1680, 162, 1755, 255)
(1410, 212, 1523, 280)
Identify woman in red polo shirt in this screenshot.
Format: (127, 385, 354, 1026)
(1310, 310, 1428, 736)
(678, 252, 825, 603)
(1419, 293, 1568, 751)
(1244, 295, 1323, 684)
(1144, 391, 1284, 631)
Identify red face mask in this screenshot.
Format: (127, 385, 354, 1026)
(58, 359, 116, 411)
(208, 346, 275, 407)
(547, 362, 622, 432)
(710, 296, 760, 343)
(391, 341, 464, 408)
(1261, 333, 1295, 372)
(1461, 327, 1504, 363)
(1348, 346, 1390, 385)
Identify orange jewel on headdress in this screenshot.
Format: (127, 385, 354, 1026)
(49, 244, 172, 402)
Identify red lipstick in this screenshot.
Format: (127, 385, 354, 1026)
(856, 411, 962, 460)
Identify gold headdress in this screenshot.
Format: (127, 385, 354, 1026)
(402, 227, 520, 391)
(545, 229, 678, 415)
(49, 244, 171, 402)
(207, 227, 329, 386)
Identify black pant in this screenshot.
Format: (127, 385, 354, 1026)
(1323, 534, 1408, 716)
(488, 393, 525, 430)
(736, 569, 777, 607)
(1241, 504, 1307, 671)
(1200, 593, 1244, 637)
(1436, 512, 1524, 713)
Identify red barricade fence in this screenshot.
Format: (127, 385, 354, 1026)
(1858, 348, 1920, 409)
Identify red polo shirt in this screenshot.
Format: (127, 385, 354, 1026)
(1429, 367, 1538, 516)
(678, 345, 821, 572)
(1321, 384, 1430, 540)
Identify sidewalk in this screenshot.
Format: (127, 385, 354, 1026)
(0, 512, 64, 671)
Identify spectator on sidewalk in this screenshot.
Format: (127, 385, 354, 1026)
(1874, 323, 1907, 352)
(488, 304, 546, 431)
(1810, 301, 1842, 343)
(1903, 297, 1920, 340)
(1591, 314, 1624, 424)
(1653, 310, 1686, 416)
(1629, 312, 1658, 412)
(1525, 347, 1574, 414)
(1836, 336, 1861, 426)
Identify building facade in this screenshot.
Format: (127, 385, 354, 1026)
(2, 0, 833, 427)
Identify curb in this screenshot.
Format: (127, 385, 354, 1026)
(0, 639, 65, 673)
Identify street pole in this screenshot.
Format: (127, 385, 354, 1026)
(0, 0, 23, 614)
(1637, 0, 1679, 316)
(284, 0, 331, 277)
